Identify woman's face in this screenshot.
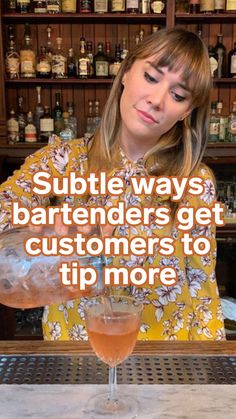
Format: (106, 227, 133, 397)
(119, 58, 193, 150)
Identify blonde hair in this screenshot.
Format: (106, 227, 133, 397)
(89, 27, 212, 177)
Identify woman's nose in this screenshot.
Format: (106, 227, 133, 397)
(146, 83, 168, 109)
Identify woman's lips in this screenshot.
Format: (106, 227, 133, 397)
(136, 109, 158, 124)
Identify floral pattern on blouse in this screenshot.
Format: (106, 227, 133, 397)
(0, 137, 225, 340)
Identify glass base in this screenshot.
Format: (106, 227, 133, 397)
(82, 390, 139, 418)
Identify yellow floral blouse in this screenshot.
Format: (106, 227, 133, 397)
(0, 137, 225, 341)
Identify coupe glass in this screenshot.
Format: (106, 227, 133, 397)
(83, 295, 143, 417)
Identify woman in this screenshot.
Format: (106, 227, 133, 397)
(0, 27, 225, 340)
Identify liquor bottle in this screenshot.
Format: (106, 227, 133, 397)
(120, 37, 129, 61)
(150, 0, 166, 14)
(214, 0, 225, 12)
(53, 92, 64, 135)
(39, 106, 54, 142)
(16, 0, 31, 13)
(20, 24, 36, 78)
(52, 37, 67, 78)
(36, 46, 51, 78)
(77, 37, 90, 79)
(111, 0, 125, 12)
(209, 102, 220, 142)
(67, 102, 78, 138)
(46, 25, 53, 62)
(7, 1, 16, 12)
(226, 0, 236, 12)
(85, 100, 95, 135)
(25, 112, 37, 143)
(5, 39, 20, 79)
(46, 0, 61, 13)
(200, 0, 214, 13)
(94, 0, 108, 13)
(109, 44, 122, 77)
(213, 34, 227, 78)
(62, 0, 77, 12)
(189, 0, 200, 13)
(34, 86, 44, 138)
(7, 109, 19, 144)
(16, 96, 26, 142)
(139, 29, 145, 42)
(126, 0, 139, 13)
(141, 0, 150, 13)
(33, 0, 47, 12)
(227, 102, 236, 142)
(67, 48, 76, 77)
(86, 41, 94, 77)
(94, 43, 109, 78)
(59, 112, 74, 141)
(216, 102, 228, 142)
(197, 23, 203, 38)
(208, 45, 218, 77)
(228, 42, 236, 77)
(79, 0, 92, 12)
(93, 99, 101, 130)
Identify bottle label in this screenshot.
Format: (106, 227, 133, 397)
(52, 55, 66, 75)
(200, 0, 214, 11)
(78, 58, 89, 76)
(21, 61, 35, 76)
(231, 55, 236, 73)
(109, 62, 121, 76)
(219, 117, 227, 141)
(141, 0, 149, 13)
(25, 124, 37, 142)
(209, 56, 218, 76)
(80, 0, 92, 12)
(37, 61, 51, 73)
(34, 7, 47, 13)
(111, 0, 125, 11)
(47, 5, 60, 12)
(215, 0, 225, 9)
(6, 57, 20, 76)
(62, 0, 77, 12)
(17, 1, 30, 4)
(40, 118, 54, 132)
(126, 0, 139, 9)
(209, 122, 219, 135)
(226, 0, 236, 11)
(151, 1, 165, 13)
(95, 61, 109, 77)
(7, 119, 19, 140)
(94, 0, 108, 12)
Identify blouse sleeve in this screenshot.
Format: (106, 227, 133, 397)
(0, 138, 85, 233)
(183, 165, 226, 340)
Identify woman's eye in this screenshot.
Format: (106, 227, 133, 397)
(172, 92, 186, 102)
(144, 72, 157, 83)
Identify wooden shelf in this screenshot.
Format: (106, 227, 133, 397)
(4, 78, 113, 85)
(176, 12, 236, 22)
(2, 12, 166, 22)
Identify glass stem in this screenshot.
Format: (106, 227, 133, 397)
(108, 366, 117, 403)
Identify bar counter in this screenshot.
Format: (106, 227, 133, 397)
(0, 341, 236, 418)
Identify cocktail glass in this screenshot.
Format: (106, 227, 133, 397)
(83, 295, 143, 417)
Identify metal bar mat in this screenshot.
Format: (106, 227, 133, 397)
(0, 355, 236, 384)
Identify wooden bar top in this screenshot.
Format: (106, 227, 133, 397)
(0, 340, 236, 356)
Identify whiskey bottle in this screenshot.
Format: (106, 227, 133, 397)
(228, 42, 236, 77)
(77, 37, 90, 79)
(85, 99, 95, 135)
(226, 0, 236, 12)
(200, 0, 214, 13)
(33, 0, 47, 12)
(16, 96, 26, 142)
(67, 102, 78, 138)
(214, 0, 225, 12)
(39, 106, 54, 142)
(53, 92, 64, 135)
(141, 0, 150, 13)
(209, 102, 220, 142)
(59, 112, 74, 141)
(7, 109, 19, 144)
(20, 24, 36, 78)
(79, 0, 92, 12)
(216, 102, 228, 142)
(34, 86, 44, 138)
(25, 112, 37, 143)
(36, 46, 52, 78)
(5, 39, 20, 79)
(46, 0, 61, 13)
(150, 0, 166, 14)
(126, 0, 139, 13)
(62, 0, 77, 12)
(93, 99, 101, 131)
(189, 0, 200, 13)
(120, 38, 129, 61)
(227, 102, 236, 142)
(67, 48, 76, 77)
(46, 25, 53, 62)
(52, 37, 67, 78)
(208, 45, 218, 77)
(94, 43, 109, 78)
(86, 41, 94, 77)
(213, 34, 226, 78)
(94, 0, 108, 13)
(7, 1, 16, 12)
(109, 44, 122, 77)
(16, 0, 31, 13)
(111, 0, 125, 12)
